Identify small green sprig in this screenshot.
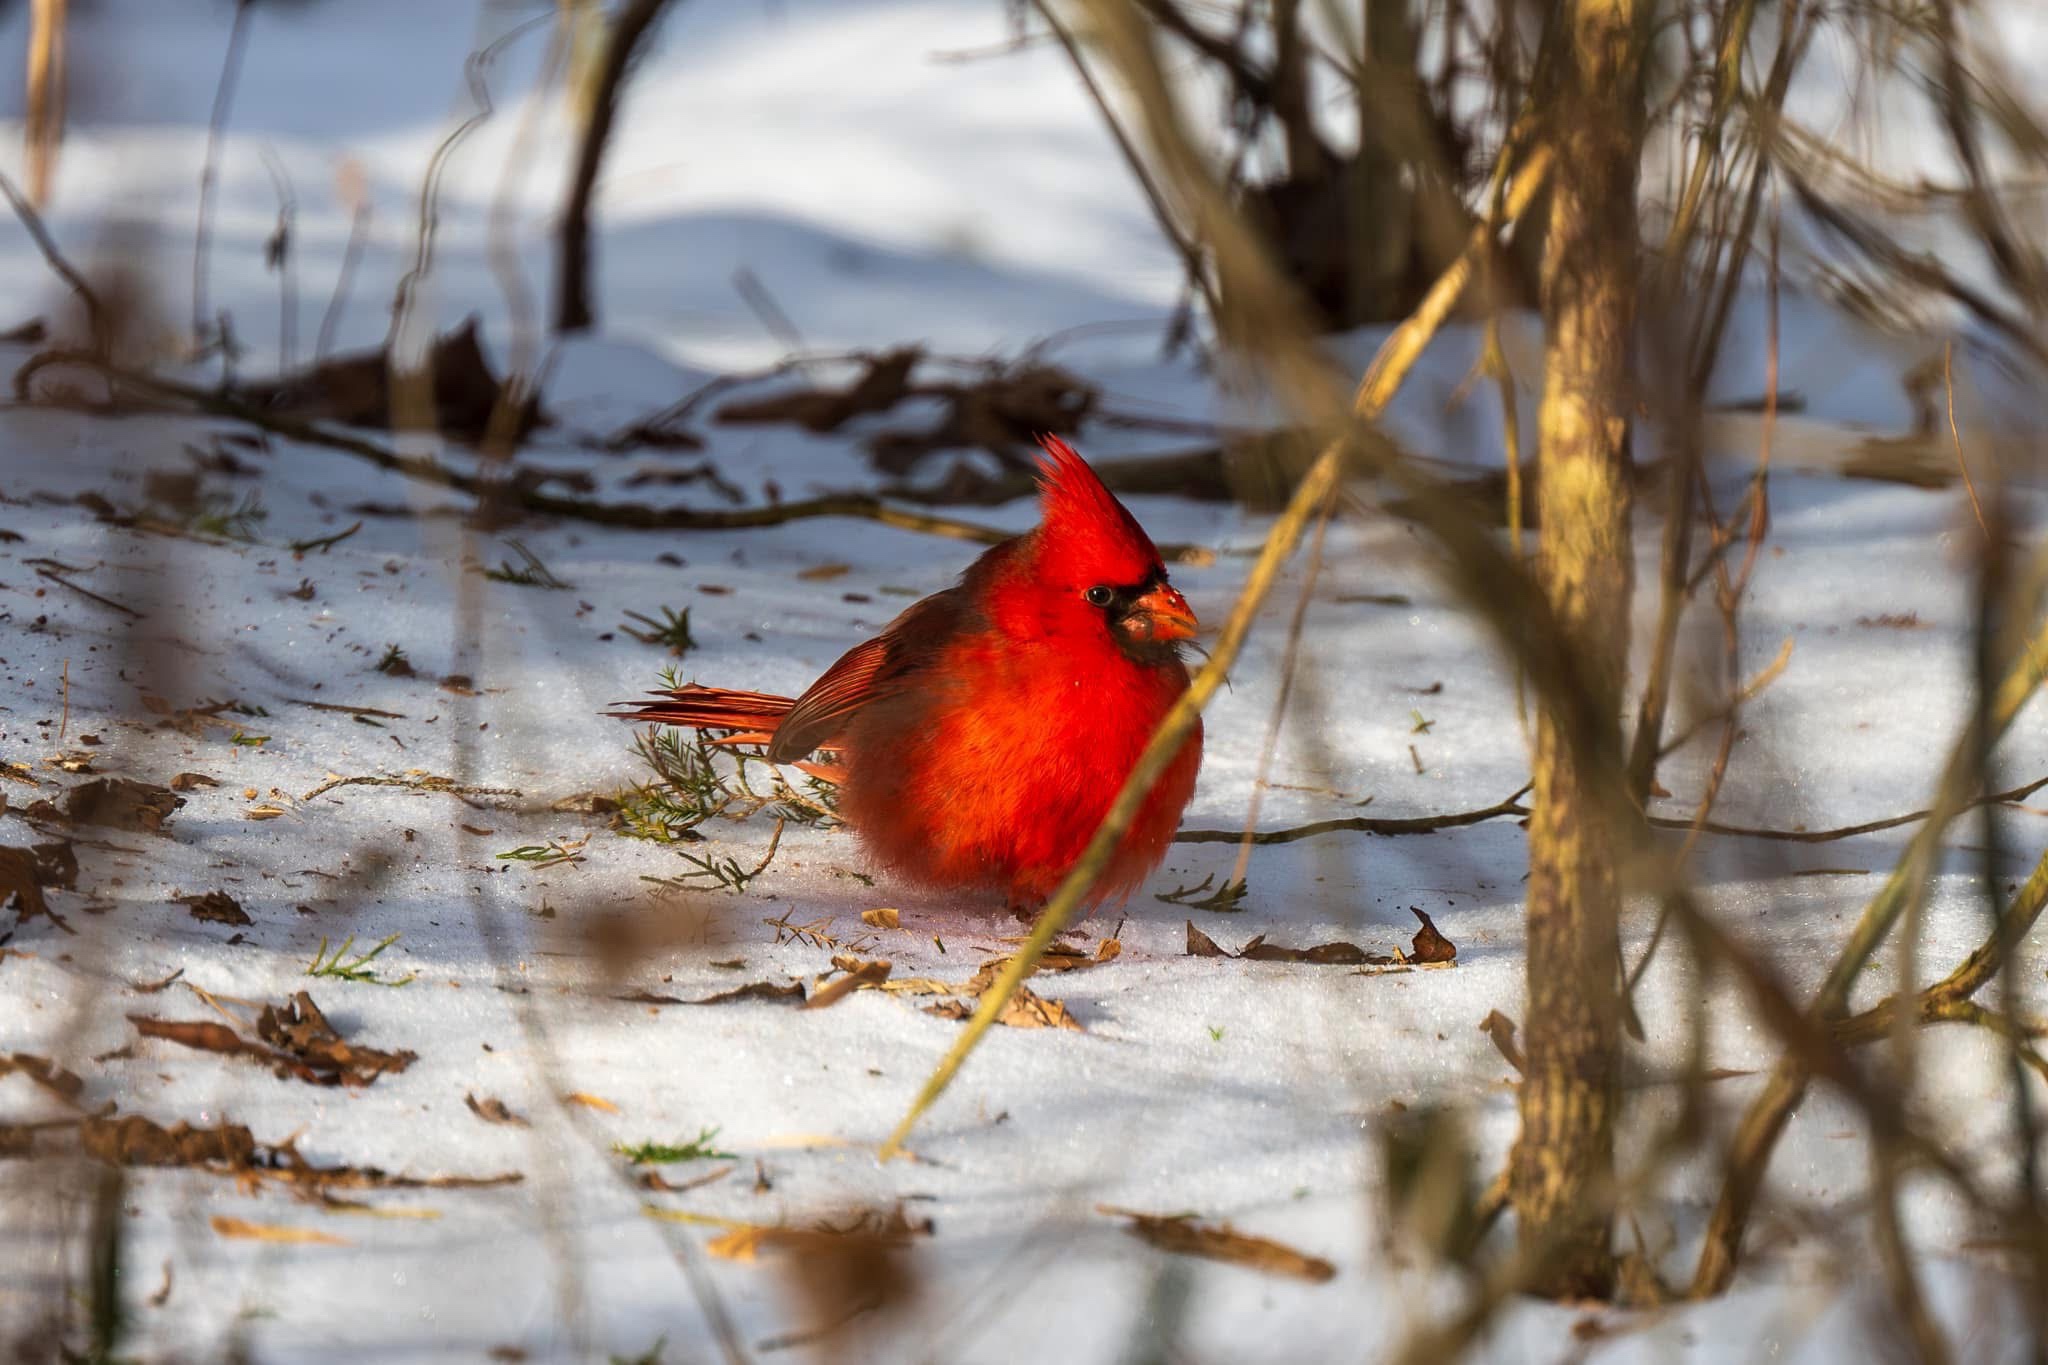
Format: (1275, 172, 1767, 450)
(304, 932, 416, 987)
(612, 1127, 735, 1165)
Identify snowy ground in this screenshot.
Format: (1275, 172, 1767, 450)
(4, 2, 2048, 1362)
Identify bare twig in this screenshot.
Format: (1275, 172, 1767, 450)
(34, 565, 140, 619)
(300, 773, 523, 803)
(10, 350, 1055, 550)
(1030, 0, 1223, 329)
(554, 0, 679, 333)
(1944, 340, 1989, 542)
(0, 169, 101, 348)
(193, 0, 256, 351)
(1178, 787, 1530, 844)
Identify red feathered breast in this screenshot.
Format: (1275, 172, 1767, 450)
(836, 626, 1201, 907)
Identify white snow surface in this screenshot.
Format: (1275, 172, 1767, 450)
(0, 2, 2046, 1362)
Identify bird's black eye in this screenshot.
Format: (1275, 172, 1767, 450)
(1084, 585, 1115, 607)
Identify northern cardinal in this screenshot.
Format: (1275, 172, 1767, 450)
(611, 436, 1203, 907)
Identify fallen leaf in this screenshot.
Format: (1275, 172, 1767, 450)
(0, 1052, 84, 1103)
(799, 563, 854, 582)
(177, 890, 251, 926)
(256, 992, 417, 1085)
(1184, 919, 1385, 965)
(64, 777, 184, 833)
(0, 847, 49, 921)
(564, 1091, 619, 1114)
(804, 958, 892, 1010)
(210, 1215, 350, 1246)
(132, 993, 416, 1088)
(924, 985, 1082, 1031)
(1478, 1010, 1525, 1073)
(693, 980, 806, 1007)
(1409, 909, 1457, 964)
(860, 907, 901, 929)
(80, 1115, 257, 1167)
(1099, 1205, 1335, 1283)
(994, 986, 1081, 1031)
(464, 1093, 528, 1127)
(130, 1015, 252, 1061)
(168, 772, 220, 791)
(1238, 935, 1373, 965)
(874, 977, 953, 997)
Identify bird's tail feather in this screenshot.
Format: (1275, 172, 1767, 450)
(607, 686, 794, 737)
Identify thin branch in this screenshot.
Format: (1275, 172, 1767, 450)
(1945, 340, 1989, 542)
(554, 0, 679, 333)
(1032, 0, 1223, 329)
(1225, 501, 1331, 883)
(193, 0, 255, 350)
(1178, 787, 1530, 844)
(9, 350, 1059, 550)
(0, 168, 101, 348)
(300, 773, 523, 803)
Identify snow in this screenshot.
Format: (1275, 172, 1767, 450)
(1, 2, 2047, 1362)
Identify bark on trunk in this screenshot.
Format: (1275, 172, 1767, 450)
(1508, 0, 1645, 1301)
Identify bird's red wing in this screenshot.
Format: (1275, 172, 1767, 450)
(766, 588, 972, 764)
(766, 636, 893, 763)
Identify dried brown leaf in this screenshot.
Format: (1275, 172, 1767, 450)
(1409, 909, 1457, 964)
(464, 1093, 528, 1127)
(0, 1052, 84, 1103)
(130, 1014, 254, 1061)
(65, 777, 184, 833)
(256, 991, 417, 1086)
(178, 890, 251, 926)
(0, 847, 48, 921)
(1478, 1010, 1525, 1073)
(1185, 919, 1385, 965)
(80, 1115, 257, 1167)
(1099, 1205, 1336, 1282)
(804, 958, 892, 1010)
(860, 907, 901, 929)
(996, 987, 1081, 1031)
(691, 980, 806, 1007)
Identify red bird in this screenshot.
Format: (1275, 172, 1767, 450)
(613, 436, 1203, 908)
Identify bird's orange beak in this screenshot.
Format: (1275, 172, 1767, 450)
(1122, 584, 1198, 643)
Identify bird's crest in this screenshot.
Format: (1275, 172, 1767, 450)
(1033, 435, 1163, 584)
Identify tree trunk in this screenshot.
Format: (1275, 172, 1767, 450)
(1508, 0, 1645, 1300)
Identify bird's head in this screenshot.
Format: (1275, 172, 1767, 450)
(1016, 435, 1198, 663)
